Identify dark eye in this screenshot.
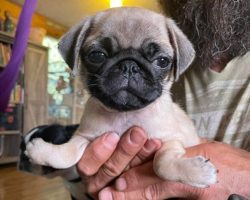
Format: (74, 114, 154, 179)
(88, 51, 106, 64)
(154, 57, 170, 68)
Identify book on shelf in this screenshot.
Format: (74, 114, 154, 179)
(0, 104, 20, 131)
(0, 44, 4, 66)
(8, 69, 24, 104)
(0, 42, 12, 68)
(9, 84, 24, 104)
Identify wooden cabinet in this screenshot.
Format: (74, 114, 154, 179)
(0, 31, 48, 164)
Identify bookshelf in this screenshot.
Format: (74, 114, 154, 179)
(0, 31, 48, 164)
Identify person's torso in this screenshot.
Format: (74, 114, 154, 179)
(173, 52, 250, 151)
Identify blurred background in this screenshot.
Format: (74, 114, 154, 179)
(0, 1, 162, 199)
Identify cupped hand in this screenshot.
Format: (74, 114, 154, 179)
(77, 127, 250, 200)
(99, 141, 250, 200)
(76, 127, 161, 197)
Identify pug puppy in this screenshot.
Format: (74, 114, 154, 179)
(25, 7, 217, 188)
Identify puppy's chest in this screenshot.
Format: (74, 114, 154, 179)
(79, 108, 182, 142)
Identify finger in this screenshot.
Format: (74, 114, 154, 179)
(200, 138, 212, 143)
(99, 187, 147, 200)
(87, 127, 147, 193)
(77, 132, 120, 176)
(114, 162, 203, 199)
(115, 162, 161, 191)
(184, 140, 217, 159)
(99, 181, 191, 200)
(130, 139, 161, 167)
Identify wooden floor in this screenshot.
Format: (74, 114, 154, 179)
(0, 163, 71, 200)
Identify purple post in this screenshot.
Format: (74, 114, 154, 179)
(0, 0, 37, 111)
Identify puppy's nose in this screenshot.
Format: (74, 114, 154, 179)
(119, 60, 139, 75)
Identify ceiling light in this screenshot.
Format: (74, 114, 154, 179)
(110, 0, 123, 8)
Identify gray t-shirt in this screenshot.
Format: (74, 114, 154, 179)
(173, 52, 250, 151)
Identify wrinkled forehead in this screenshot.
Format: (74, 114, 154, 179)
(85, 8, 171, 50)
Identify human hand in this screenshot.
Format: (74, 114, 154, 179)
(99, 141, 250, 200)
(76, 127, 161, 198)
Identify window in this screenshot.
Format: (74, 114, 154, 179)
(43, 36, 73, 123)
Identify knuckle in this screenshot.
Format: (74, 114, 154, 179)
(145, 184, 161, 200)
(130, 151, 153, 167)
(101, 161, 121, 178)
(183, 184, 204, 199)
(203, 140, 219, 149)
(137, 151, 148, 162)
(119, 143, 136, 158)
(92, 147, 106, 162)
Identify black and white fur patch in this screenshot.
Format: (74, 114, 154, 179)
(19, 124, 92, 200)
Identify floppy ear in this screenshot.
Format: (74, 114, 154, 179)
(166, 18, 195, 81)
(58, 16, 93, 75)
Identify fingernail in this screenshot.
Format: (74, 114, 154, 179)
(144, 139, 161, 152)
(104, 132, 119, 149)
(99, 189, 113, 200)
(130, 129, 145, 144)
(144, 139, 157, 152)
(115, 177, 127, 191)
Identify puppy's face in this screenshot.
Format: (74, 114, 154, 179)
(59, 8, 195, 111)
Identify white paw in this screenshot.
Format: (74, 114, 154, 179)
(25, 138, 50, 166)
(183, 156, 217, 188)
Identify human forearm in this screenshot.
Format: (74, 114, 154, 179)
(77, 128, 250, 199)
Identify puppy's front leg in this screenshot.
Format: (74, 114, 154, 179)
(153, 140, 217, 188)
(25, 135, 89, 169)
